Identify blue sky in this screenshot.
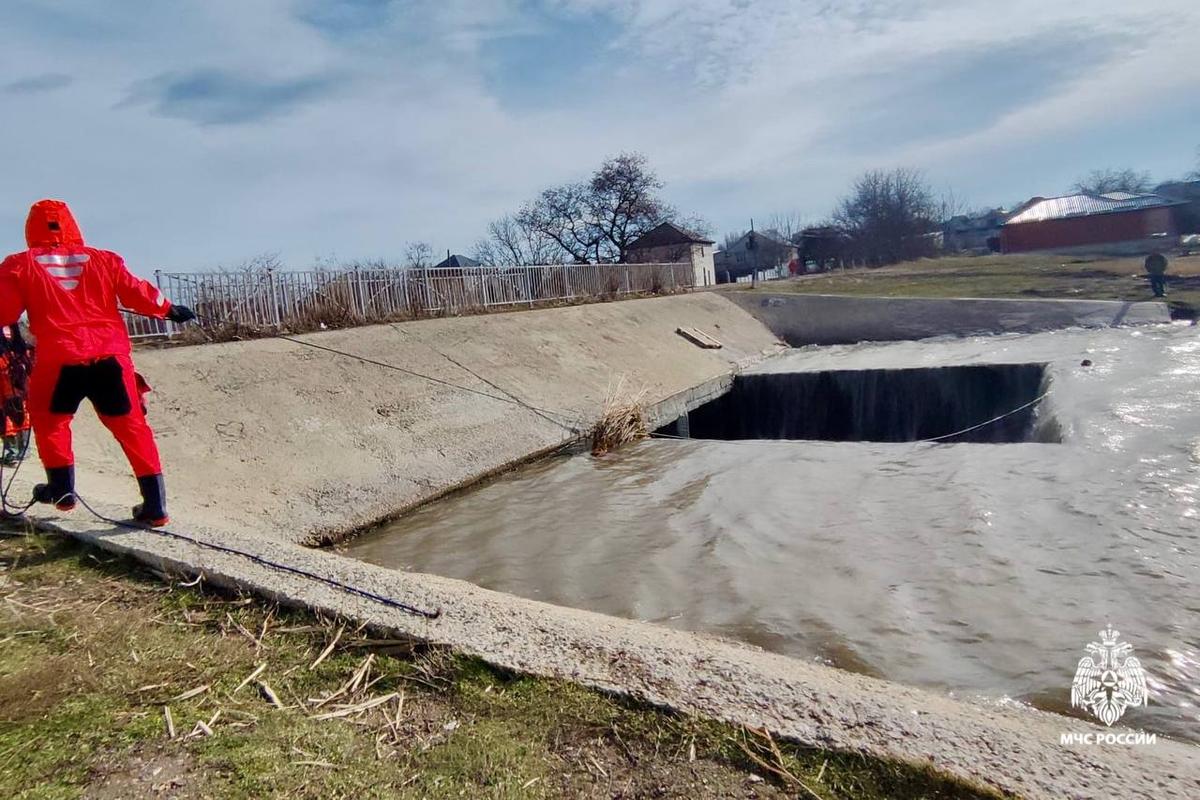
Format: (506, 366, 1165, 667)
(0, 0, 1197, 272)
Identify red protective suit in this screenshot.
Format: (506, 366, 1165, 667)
(0, 200, 174, 488)
(0, 327, 31, 439)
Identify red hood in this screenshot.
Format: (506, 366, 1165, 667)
(25, 199, 84, 248)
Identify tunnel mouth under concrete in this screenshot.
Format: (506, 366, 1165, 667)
(658, 363, 1059, 444)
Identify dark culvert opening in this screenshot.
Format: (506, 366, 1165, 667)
(660, 364, 1059, 444)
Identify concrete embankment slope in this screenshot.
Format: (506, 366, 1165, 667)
(729, 292, 1170, 345)
(65, 292, 782, 545)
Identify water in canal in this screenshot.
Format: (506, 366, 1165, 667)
(347, 324, 1200, 741)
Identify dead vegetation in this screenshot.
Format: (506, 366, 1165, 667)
(0, 532, 1010, 799)
(590, 377, 649, 456)
(737, 252, 1200, 319)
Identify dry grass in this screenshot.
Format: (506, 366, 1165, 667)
(733, 252, 1200, 318)
(0, 532, 1011, 799)
(590, 377, 649, 455)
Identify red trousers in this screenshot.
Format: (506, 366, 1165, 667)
(28, 353, 162, 477)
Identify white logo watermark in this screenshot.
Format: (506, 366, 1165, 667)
(1070, 625, 1148, 726)
(1059, 625, 1156, 745)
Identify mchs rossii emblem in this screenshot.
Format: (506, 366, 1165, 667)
(1071, 626, 1148, 726)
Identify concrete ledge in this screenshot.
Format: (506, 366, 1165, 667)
(728, 293, 1171, 346)
(31, 502, 1198, 800)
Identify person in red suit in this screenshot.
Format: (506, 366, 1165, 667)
(0, 325, 33, 466)
(0, 199, 194, 525)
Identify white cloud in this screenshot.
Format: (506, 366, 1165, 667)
(0, 0, 1196, 270)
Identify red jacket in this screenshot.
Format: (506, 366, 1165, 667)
(0, 200, 173, 363)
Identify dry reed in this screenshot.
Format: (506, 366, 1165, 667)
(591, 377, 649, 455)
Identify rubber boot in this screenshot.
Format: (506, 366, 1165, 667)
(32, 466, 76, 511)
(132, 474, 169, 527)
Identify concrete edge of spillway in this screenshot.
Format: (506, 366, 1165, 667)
(727, 292, 1172, 346)
(27, 500, 1199, 800)
(13, 292, 1194, 799)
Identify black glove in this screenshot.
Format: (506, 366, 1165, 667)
(166, 304, 196, 324)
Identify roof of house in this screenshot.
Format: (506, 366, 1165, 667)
(722, 229, 794, 252)
(943, 208, 1008, 231)
(1005, 192, 1182, 225)
(433, 254, 481, 269)
(626, 221, 715, 250)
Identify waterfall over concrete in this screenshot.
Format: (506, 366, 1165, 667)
(668, 364, 1058, 443)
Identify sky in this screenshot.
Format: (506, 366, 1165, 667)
(1, 0, 1197, 273)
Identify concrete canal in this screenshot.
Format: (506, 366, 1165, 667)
(348, 324, 1200, 743)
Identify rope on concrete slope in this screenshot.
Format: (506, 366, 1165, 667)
(0, 434, 441, 617)
(648, 388, 1053, 445)
(271, 332, 585, 435)
(180, 311, 585, 436)
(69, 493, 443, 619)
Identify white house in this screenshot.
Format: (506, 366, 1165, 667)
(624, 222, 716, 287)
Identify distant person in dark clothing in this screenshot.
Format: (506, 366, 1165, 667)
(1144, 252, 1168, 298)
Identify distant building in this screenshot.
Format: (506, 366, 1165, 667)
(1000, 192, 1184, 255)
(433, 254, 481, 269)
(942, 209, 1008, 253)
(1153, 180, 1200, 234)
(795, 226, 848, 271)
(714, 229, 798, 283)
(624, 222, 716, 286)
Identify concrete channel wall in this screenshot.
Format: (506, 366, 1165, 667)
(19, 290, 1197, 799)
(728, 292, 1171, 346)
(63, 292, 784, 546)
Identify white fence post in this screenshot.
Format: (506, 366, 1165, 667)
(154, 269, 170, 336)
(353, 265, 364, 319)
(268, 267, 282, 328)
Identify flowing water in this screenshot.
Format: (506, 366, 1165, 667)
(348, 325, 1200, 741)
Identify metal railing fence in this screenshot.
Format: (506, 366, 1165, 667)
(124, 261, 695, 339)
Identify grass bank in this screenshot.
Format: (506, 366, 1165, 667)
(735, 253, 1200, 318)
(0, 533, 1008, 799)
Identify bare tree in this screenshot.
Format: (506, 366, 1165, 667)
(403, 241, 433, 269)
(589, 152, 674, 261)
(832, 168, 939, 266)
(220, 252, 284, 273)
(471, 214, 559, 266)
(936, 187, 970, 222)
(675, 213, 713, 239)
(517, 183, 598, 263)
(1073, 168, 1153, 195)
(516, 152, 676, 263)
(765, 212, 805, 241)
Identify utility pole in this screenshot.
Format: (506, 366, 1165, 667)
(748, 218, 759, 288)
